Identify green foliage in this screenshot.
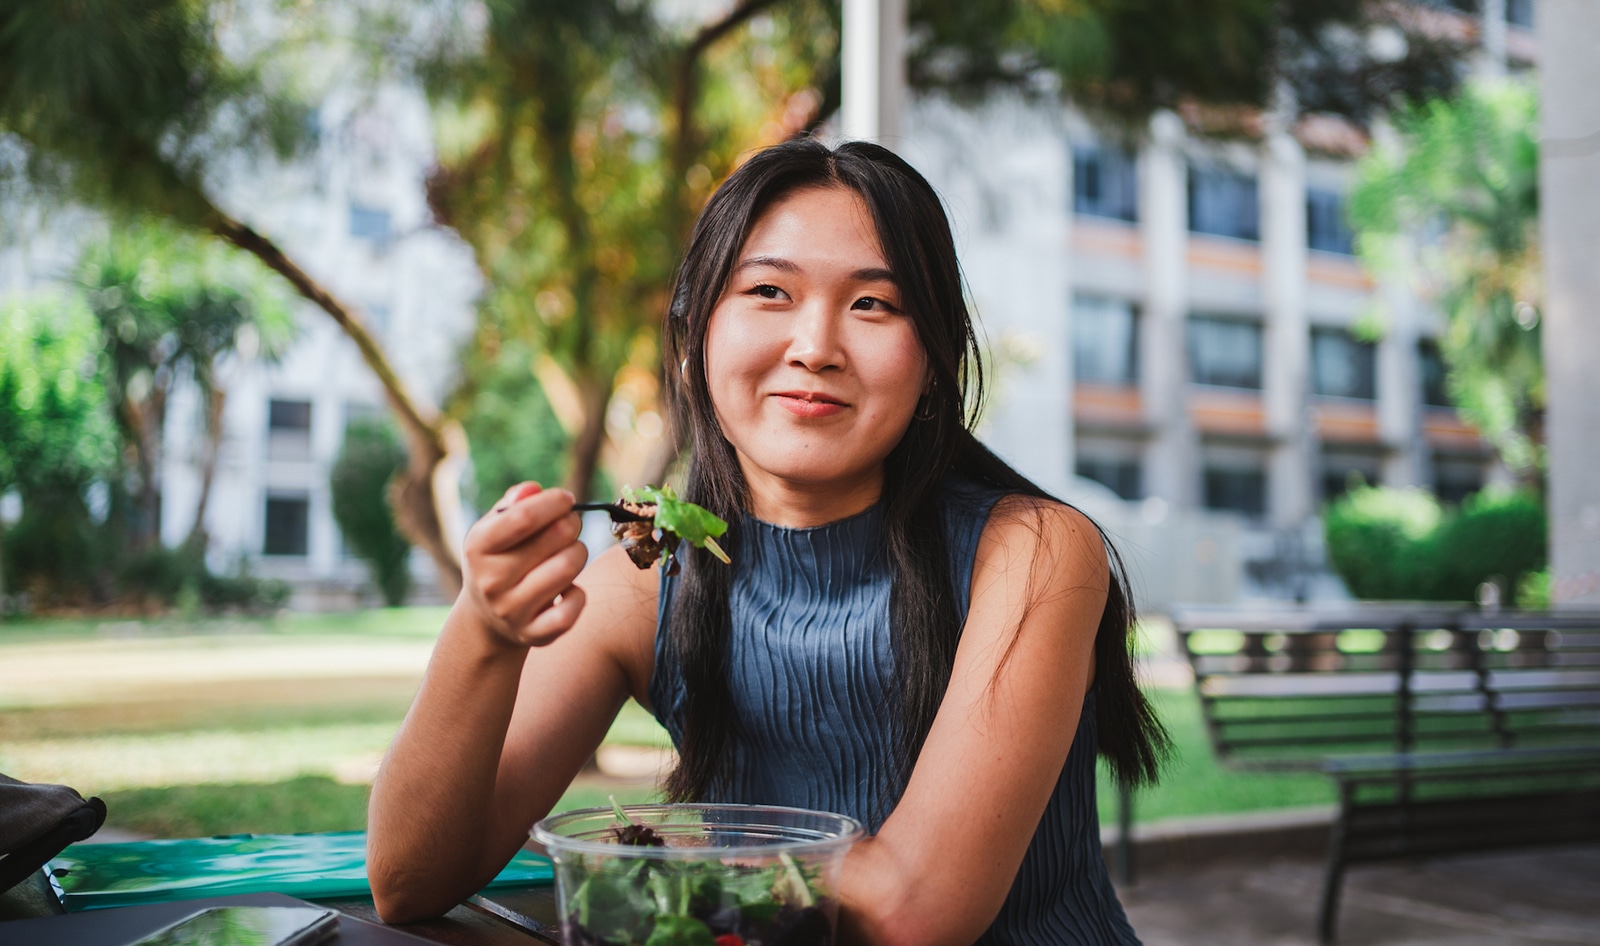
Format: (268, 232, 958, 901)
(0, 293, 118, 498)
(0, 235, 292, 611)
(1325, 485, 1547, 605)
(413, 0, 837, 497)
(117, 545, 291, 612)
(331, 419, 412, 607)
(0, 294, 118, 603)
(910, 0, 1463, 124)
(1323, 486, 1442, 601)
(1349, 80, 1543, 478)
(1516, 569, 1551, 610)
(79, 220, 295, 401)
(452, 339, 571, 506)
(0, 0, 306, 227)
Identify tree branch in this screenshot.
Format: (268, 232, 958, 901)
(671, 0, 790, 205)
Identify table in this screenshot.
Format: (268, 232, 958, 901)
(323, 885, 565, 945)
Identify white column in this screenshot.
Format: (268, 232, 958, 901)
(1140, 111, 1195, 510)
(1481, 0, 1508, 78)
(841, 0, 906, 145)
(1376, 272, 1424, 488)
(1261, 117, 1312, 527)
(1540, 1, 1600, 607)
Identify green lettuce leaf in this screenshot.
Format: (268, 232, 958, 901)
(622, 484, 730, 564)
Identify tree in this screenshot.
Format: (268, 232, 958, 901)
(0, 293, 119, 603)
(414, 0, 831, 499)
(331, 418, 413, 607)
(77, 221, 295, 550)
(0, 0, 469, 594)
(1347, 79, 1542, 480)
(409, 0, 1466, 501)
(901, 0, 1464, 124)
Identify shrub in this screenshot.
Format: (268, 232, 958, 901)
(118, 544, 290, 612)
(1325, 485, 1547, 606)
(1323, 486, 1443, 600)
(330, 418, 412, 606)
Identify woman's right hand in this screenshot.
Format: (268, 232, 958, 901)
(459, 481, 589, 649)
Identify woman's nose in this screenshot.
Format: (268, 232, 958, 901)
(784, 303, 845, 372)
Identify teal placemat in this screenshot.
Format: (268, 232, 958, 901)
(52, 831, 552, 911)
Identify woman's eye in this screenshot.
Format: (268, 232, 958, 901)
(750, 284, 787, 300)
(851, 296, 898, 312)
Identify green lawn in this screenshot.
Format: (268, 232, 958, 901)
(1096, 687, 1333, 824)
(0, 610, 1333, 838)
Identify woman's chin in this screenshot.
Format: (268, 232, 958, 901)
(738, 452, 882, 492)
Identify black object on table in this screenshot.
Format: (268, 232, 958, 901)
(0, 888, 568, 946)
(0, 892, 434, 946)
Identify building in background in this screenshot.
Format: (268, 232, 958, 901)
(158, 85, 480, 606)
(0, 0, 1538, 611)
(906, 0, 1532, 609)
(0, 82, 480, 608)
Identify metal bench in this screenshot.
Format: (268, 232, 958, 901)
(1171, 607, 1600, 944)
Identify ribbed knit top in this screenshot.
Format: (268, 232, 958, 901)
(648, 478, 1141, 945)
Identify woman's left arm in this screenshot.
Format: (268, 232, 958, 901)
(838, 497, 1109, 946)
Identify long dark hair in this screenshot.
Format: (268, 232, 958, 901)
(660, 138, 1166, 806)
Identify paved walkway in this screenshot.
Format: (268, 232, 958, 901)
(1121, 844, 1600, 946)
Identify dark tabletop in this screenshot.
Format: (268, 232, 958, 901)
(324, 885, 565, 945)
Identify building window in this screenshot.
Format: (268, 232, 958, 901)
(1307, 188, 1355, 255)
(1418, 340, 1452, 408)
(1433, 455, 1483, 504)
(1073, 296, 1139, 385)
(268, 398, 313, 461)
(1189, 315, 1263, 389)
(269, 398, 312, 432)
(1312, 328, 1377, 400)
(349, 204, 392, 242)
(1322, 451, 1381, 504)
(1077, 457, 1142, 501)
(1188, 163, 1259, 241)
(1073, 145, 1138, 222)
(1203, 466, 1267, 517)
(264, 493, 310, 556)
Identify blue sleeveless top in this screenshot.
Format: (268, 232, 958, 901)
(648, 478, 1141, 945)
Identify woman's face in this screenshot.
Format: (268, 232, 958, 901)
(703, 185, 929, 498)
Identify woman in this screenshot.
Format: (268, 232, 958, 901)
(368, 139, 1166, 946)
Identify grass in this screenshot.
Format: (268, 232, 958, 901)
(0, 606, 452, 645)
(1096, 687, 1334, 824)
(0, 609, 1335, 839)
(96, 778, 665, 838)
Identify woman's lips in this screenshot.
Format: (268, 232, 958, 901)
(773, 391, 848, 418)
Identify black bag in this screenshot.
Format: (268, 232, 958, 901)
(0, 773, 106, 893)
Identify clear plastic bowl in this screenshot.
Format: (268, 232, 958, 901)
(532, 803, 863, 946)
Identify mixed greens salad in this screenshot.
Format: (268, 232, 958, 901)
(561, 803, 833, 946)
(613, 484, 730, 574)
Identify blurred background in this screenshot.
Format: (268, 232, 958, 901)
(1, 0, 1596, 937)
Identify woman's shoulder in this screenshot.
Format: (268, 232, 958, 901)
(966, 487, 1109, 591)
(938, 475, 1100, 546)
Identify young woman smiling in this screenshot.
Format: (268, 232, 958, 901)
(368, 139, 1165, 946)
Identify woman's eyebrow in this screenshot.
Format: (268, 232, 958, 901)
(851, 266, 897, 284)
(733, 255, 799, 274)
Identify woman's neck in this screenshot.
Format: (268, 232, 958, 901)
(738, 459, 884, 529)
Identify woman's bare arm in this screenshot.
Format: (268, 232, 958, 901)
(366, 484, 658, 922)
(838, 497, 1109, 946)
